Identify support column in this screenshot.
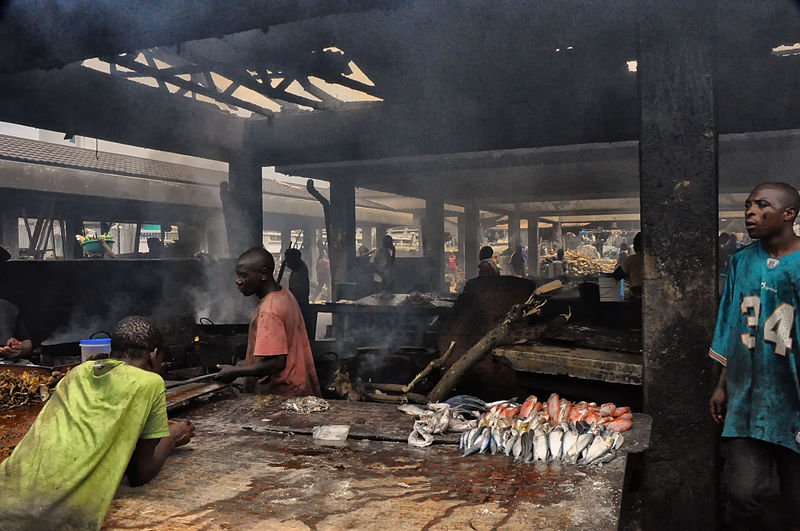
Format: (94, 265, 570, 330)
(0, 209, 19, 259)
(360, 224, 374, 250)
(329, 179, 356, 299)
(639, 2, 718, 528)
(280, 225, 292, 252)
(375, 225, 387, 245)
(507, 212, 521, 249)
(422, 198, 445, 291)
(223, 150, 262, 257)
(457, 214, 466, 271)
(526, 215, 540, 276)
(553, 219, 563, 251)
(463, 207, 479, 279)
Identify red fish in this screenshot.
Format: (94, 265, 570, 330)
(547, 393, 560, 422)
(606, 417, 633, 432)
(612, 406, 631, 417)
(599, 402, 616, 417)
(519, 395, 538, 418)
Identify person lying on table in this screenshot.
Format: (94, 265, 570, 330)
(0, 316, 195, 531)
(215, 247, 321, 397)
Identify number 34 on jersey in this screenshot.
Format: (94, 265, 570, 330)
(740, 295, 795, 356)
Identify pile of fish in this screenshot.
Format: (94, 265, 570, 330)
(400, 400, 481, 447)
(0, 369, 68, 409)
(458, 393, 633, 466)
(281, 396, 331, 414)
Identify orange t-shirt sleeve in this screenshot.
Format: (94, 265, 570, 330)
(253, 310, 289, 357)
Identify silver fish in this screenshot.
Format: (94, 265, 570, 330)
(505, 435, 517, 457)
(520, 431, 534, 462)
(479, 428, 492, 454)
(582, 433, 615, 465)
(512, 434, 524, 459)
(533, 428, 549, 462)
(561, 430, 579, 463)
(548, 426, 564, 462)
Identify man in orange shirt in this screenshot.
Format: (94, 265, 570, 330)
(215, 247, 321, 396)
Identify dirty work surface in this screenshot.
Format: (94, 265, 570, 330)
(226, 395, 462, 444)
(105, 397, 627, 530)
(166, 382, 228, 412)
(0, 404, 41, 461)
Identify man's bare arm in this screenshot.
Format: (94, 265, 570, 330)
(214, 355, 287, 383)
(709, 367, 727, 424)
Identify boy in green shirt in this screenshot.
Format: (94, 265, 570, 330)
(0, 316, 194, 530)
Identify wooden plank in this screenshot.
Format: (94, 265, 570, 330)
(493, 344, 643, 385)
(165, 382, 228, 412)
(104, 398, 628, 530)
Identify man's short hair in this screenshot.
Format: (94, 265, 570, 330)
(238, 247, 275, 274)
(753, 182, 800, 222)
(285, 248, 301, 260)
(111, 316, 163, 361)
(479, 246, 494, 260)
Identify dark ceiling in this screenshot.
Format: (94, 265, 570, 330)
(0, 1, 798, 204)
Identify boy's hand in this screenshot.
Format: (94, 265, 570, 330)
(168, 420, 195, 447)
(214, 364, 239, 383)
(709, 386, 727, 424)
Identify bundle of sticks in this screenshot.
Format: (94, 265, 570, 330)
(364, 280, 568, 404)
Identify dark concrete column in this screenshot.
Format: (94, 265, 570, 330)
(507, 212, 521, 249)
(553, 219, 563, 251)
(463, 207, 479, 279)
(361, 225, 375, 249)
(0, 209, 19, 259)
(224, 150, 262, 257)
(63, 214, 84, 259)
(329, 179, 356, 297)
(375, 224, 387, 244)
(280, 224, 292, 252)
(526, 215, 540, 276)
(638, 2, 719, 528)
(422, 198, 445, 291)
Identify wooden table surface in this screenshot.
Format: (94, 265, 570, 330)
(104, 395, 637, 530)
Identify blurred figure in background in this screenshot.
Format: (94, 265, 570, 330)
(510, 245, 525, 276)
(478, 246, 500, 277)
(372, 235, 396, 291)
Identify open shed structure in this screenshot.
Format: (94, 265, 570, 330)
(1, 1, 800, 527)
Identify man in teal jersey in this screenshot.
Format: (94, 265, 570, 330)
(0, 316, 195, 530)
(709, 182, 800, 530)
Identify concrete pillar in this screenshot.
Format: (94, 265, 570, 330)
(508, 212, 521, 249)
(223, 150, 262, 257)
(526, 215, 540, 276)
(64, 214, 84, 259)
(360, 224, 374, 250)
(553, 219, 563, 251)
(422, 198, 445, 291)
(0, 209, 19, 259)
(375, 224, 387, 245)
(329, 179, 356, 299)
(280, 225, 292, 252)
(457, 214, 466, 271)
(638, 2, 719, 528)
(463, 207, 479, 279)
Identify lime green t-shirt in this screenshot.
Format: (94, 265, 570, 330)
(0, 360, 169, 531)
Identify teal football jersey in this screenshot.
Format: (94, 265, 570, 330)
(709, 242, 800, 453)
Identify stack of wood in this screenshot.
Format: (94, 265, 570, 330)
(362, 280, 569, 404)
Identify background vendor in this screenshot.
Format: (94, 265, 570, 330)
(0, 246, 32, 360)
(215, 247, 321, 396)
